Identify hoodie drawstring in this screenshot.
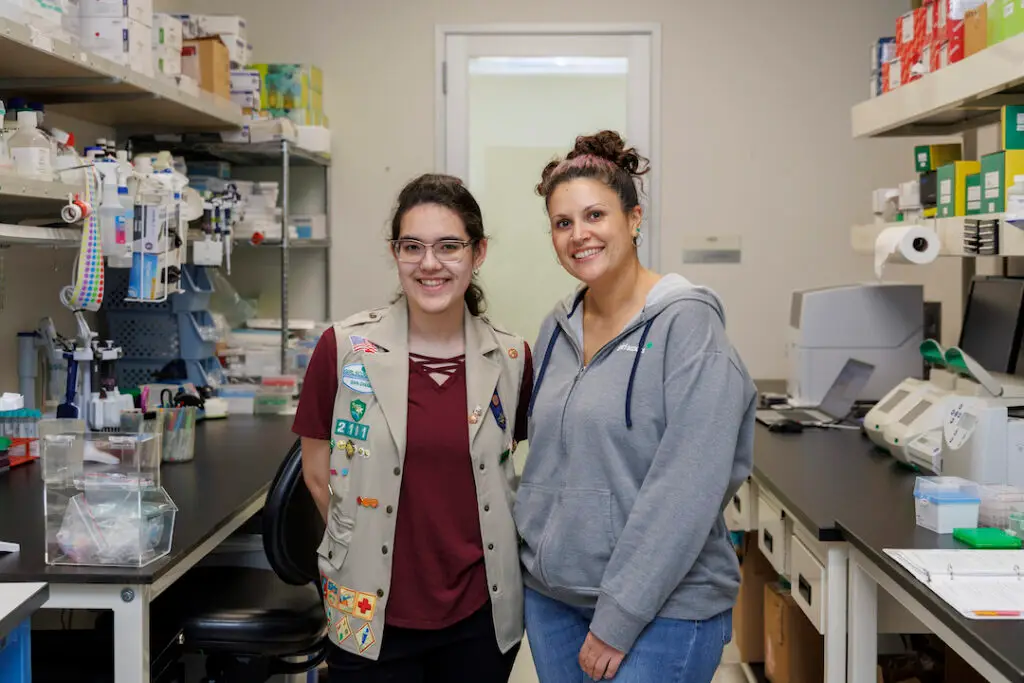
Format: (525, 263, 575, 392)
(529, 291, 584, 419)
(625, 319, 655, 429)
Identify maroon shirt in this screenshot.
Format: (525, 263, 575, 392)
(292, 326, 533, 630)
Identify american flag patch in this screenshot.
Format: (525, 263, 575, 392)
(349, 335, 378, 354)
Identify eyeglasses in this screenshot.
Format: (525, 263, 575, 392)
(390, 238, 475, 263)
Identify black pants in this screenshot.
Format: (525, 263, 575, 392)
(327, 603, 520, 683)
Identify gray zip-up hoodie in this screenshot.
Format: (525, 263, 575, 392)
(514, 274, 756, 654)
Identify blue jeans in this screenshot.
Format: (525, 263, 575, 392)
(525, 588, 730, 683)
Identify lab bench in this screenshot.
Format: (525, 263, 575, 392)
(0, 414, 298, 683)
(745, 413, 1024, 683)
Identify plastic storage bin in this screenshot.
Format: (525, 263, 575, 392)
(104, 264, 213, 313)
(0, 619, 31, 683)
(979, 484, 1024, 530)
(914, 476, 981, 534)
(42, 432, 177, 567)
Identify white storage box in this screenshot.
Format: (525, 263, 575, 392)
(296, 125, 331, 153)
(80, 16, 153, 73)
(77, 0, 152, 24)
(289, 213, 327, 240)
(914, 476, 980, 534)
(154, 46, 181, 77)
(152, 12, 181, 52)
(230, 69, 260, 93)
(195, 14, 246, 42)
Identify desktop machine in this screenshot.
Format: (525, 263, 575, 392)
(787, 283, 924, 406)
(874, 277, 1024, 482)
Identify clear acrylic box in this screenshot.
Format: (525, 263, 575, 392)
(42, 432, 178, 567)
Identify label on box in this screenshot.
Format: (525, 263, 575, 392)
(967, 185, 982, 211)
(985, 171, 1001, 198)
(940, 178, 953, 204)
(902, 12, 915, 42)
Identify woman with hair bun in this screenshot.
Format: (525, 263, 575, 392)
(514, 132, 756, 682)
(294, 173, 532, 682)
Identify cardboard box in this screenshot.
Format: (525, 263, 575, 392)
(966, 173, 983, 214)
(934, 0, 950, 40)
(966, 3, 988, 55)
(182, 37, 229, 100)
(154, 46, 180, 77)
(1003, 104, 1024, 149)
(900, 53, 922, 85)
(898, 8, 929, 57)
(79, 16, 152, 74)
(882, 60, 899, 93)
(230, 90, 258, 108)
(77, 0, 152, 24)
(989, 0, 1004, 45)
(195, 14, 246, 42)
(152, 13, 181, 52)
(1005, 0, 1024, 39)
(980, 150, 1024, 213)
(764, 582, 824, 683)
(219, 32, 247, 67)
(937, 161, 981, 217)
(733, 534, 777, 664)
(915, 143, 962, 173)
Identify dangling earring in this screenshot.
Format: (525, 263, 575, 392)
(632, 231, 644, 248)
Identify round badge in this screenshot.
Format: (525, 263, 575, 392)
(507, 347, 519, 359)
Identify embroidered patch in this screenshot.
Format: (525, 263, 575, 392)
(325, 580, 340, 609)
(349, 335, 379, 354)
(337, 586, 356, 614)
(335, 419, 370, 441)
(336, 615, 353, 643)
(342, 363, 374, 394)
(354, 592, 378, 621)
(350, 399, 366, 422)
(356, 622, 375, 653)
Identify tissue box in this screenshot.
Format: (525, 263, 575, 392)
(77, 0, 152, 24)
(154, 46, 181, 77)
(231, 90, 259, 109)
(231, 69, 261, 92)
(219, 32, 247, 66)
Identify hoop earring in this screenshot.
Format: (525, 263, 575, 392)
(632, 231, 644, 248)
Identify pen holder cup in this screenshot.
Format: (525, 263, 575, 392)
(157, 406, 196, 463)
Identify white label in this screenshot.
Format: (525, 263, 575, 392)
(940, 0, 947, 26)
(927, 7, 935, 35)
(890, 62, 901, 89)
(943, 399, 978, 450)
(1006, 1, 1014, 17)
(968, 186, 981, 201)
(902, 14, 915, 42)
(12, 147, 52, 180)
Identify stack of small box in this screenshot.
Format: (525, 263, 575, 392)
(77, 0, 153, 77)
(176, 14, 251, 68)
(152, 13, 183, 79)
(230, 69, 261, 117)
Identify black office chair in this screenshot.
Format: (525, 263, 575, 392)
(154, 439, 329, 682)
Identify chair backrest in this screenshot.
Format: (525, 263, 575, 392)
(262, 439, 325, 586)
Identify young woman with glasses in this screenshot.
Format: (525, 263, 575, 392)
(292, 173, 532, 682)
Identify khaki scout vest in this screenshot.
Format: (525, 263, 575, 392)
(316, 298, 527, 661)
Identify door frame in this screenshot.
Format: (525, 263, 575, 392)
(434, 23, 663, 269)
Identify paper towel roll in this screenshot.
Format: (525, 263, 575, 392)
(874, 225, 941, 278)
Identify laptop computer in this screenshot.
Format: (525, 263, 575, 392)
(756, 358, 876, 427)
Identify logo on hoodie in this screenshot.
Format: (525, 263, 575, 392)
(617, 341, 654, 354)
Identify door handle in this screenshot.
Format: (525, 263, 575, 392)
(763, 529, 773, 553)
(798, 575, 812, 605)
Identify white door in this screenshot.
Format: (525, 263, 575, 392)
(439, 29, 658, 351)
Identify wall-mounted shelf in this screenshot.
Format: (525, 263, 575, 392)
(851, 31, 1024, 139)
(0, 17, 242, 130)
(0, 176, 81, 206)
(851, 214, 1024, 257)
(0, 223, 79, 246)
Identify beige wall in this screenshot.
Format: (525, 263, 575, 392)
(150, 0, 961, 380)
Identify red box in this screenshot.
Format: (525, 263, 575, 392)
(897, 8, 928, 57)
(933, 0, 950, 41)
(947, 18, 965, 64)
(930, 40, 947, 72)
(900, 54, 923, 86)
(882, 61, 896, 93)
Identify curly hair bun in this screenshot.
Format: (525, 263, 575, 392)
(569, 130, 649, 177)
